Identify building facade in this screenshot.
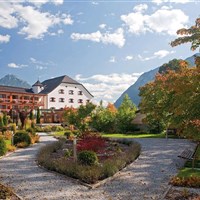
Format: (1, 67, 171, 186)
(0, 75, 93, 112)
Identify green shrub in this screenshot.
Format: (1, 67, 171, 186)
(37, 139, 141, 184)
(101, 159, 118, 178)
(51, 126, 64, 132)
(0, 137, 7, 156)
(78, 150, 98, 166)
(64, 149, 72, 157)
(64, 130, 72, 139)
(34, 126, 43, 132)
(26, 127, 36, 136)
(10, 123, 16, 133)
(43, 125, 52, 132)
(13, 131, 31, 147)
(72, 130, 80, 137)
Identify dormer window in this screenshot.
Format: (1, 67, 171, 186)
(78, 91, 83, 95)
(50, 97, 56, 102)
(59, 89, 64, 94)
(69, 90, 74, 95)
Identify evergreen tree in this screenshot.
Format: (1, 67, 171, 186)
(116, 94, 137, 133)
(36, 108, 41, 124)
(0, 116, 4, 128)
(3, 113, 8, 126)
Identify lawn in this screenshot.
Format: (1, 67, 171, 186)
(103, 132, 171, 139)
(177, 168, 200, 178)
(170, 144, 200, 187)
(52, 131, 180, 139)
(51, 131, 65, 137)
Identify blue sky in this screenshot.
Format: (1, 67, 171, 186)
(0, 0, 199, 104)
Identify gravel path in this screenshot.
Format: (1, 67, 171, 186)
(0, 133, 196, 200)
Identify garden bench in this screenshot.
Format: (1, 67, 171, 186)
(178, 145, 198, 169)
(178, 149, 194, 160)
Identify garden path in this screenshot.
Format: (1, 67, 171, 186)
(0, 133, 196, 200)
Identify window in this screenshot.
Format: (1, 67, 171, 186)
(59, 98, 64, 103)
(69, 90, 74, 95)
(69, 98, 74, 103)
(50, 97, 56, 102)
(59, 89, 64, 94)
(78, 99, 83, 103)
(78, 91, 83, 95)
(86, 100, 90, 103)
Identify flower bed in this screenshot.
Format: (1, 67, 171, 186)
(37, 136, 141, 184)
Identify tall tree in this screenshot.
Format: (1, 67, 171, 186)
(36, 108, 41, 124)
(158, 59, 189, 74)
(91, 103, 116, 133)
(139, 66, 200, 139)
(171, 18, 200, 51)
(116, 94, 137, 133)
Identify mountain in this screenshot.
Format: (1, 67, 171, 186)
(114, 53, 200, 107)
(0, 74, 31, 88)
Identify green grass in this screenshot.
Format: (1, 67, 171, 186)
(195, 145, 200, 160)
(52, 131, 179, 139)
(5, 140, 11, 145)
(51, 131, 65, 137)
(102, 132, 174, 139)
(177, 168, 200, 178)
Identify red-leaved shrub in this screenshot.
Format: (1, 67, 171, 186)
(77, 133, 106, 153)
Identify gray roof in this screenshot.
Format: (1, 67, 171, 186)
(32, 80, 43, 87)
(40, 75, 93, 97)
(0, 85, 34, 94)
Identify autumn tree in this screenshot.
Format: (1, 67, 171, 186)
(171, 18, 200, 51)
(169, 17, 200, 139)
(63, 103, 96, 132)
(158, 59, 189, 74)
(139, 65, 200, 139)
(91, 103, 117, 133)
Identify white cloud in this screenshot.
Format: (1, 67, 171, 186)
(125, 55, 133, 61)
(91, 2, 99, 5)
(138, 49, 175, 61)
(36, 65, 47, 70)
(109, 56, 116, 63)
(62, 14, 73, 25)
(57, 29, 64, 34)
(71, 28, 125, 48)
(154, 50, 175, 58)
(8, 62, 27, 68)
(121, 6, 189, 35)
(0, 2, 18, 29)
(152, 0, 191, 4)
(75, 73, 142, 103)
(0, 2, 73, 40)
(22, 0, 63, 7)
(0, 35, 10, 43)
(133, 4, 148, 13)
(30, 57, 55, 67)
(71, 31, 101, 42)
(99, 24, 106, 29)
(15, 4, 58, 39)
